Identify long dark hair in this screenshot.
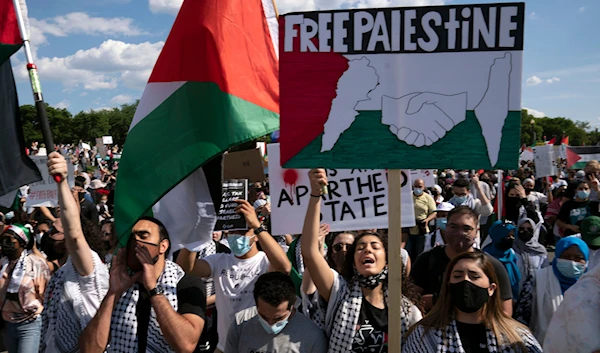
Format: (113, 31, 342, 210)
(80, 217, 108, 260)
(341, 231, 424, 313)
(325, 231, 357, 269)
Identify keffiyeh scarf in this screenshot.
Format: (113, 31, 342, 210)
(108, 260, 185, 353)
(403, 320, 543, 353)
(197, 241, 217, 296)
(1, 250, 28, 294)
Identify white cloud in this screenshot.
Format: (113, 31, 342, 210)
(30, 12, 146, 38)
(526, 76, 542, 86)
(149, 0, 183, 15)
(55, 100, 70, 109)
(523, 107, 546, 118)
(529, 12, 538, 20)
(79, 92, 88, 97)
(110, 94, 135, 105)
(14, 40, 164, 91)
(578, 7, 586, 13)
(546, 77, 560, 84)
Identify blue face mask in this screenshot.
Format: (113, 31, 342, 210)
(413, 188, 423, 196)
(555, 258, 586, 279)
(454, 195, 467, 204)
(576, 190, 590, 200)
(258, 313, 290, 335)
(227, 233, 255, 257)
(436, 218, 447, 231)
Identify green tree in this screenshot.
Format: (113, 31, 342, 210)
(520, 109, 543, 146)
(20, 104, 74, 145)
(535, 117, 589, 146)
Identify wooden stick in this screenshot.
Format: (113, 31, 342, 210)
(388, 170, 403, 352)
(271, 0, 279, 17)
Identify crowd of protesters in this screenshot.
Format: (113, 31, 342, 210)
(0, 150, 599, 353)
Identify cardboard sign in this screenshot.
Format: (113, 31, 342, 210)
(268, 144, 416, 235)
(410, 170, 435, 188)
(223, 149, 266, 183)
(81, 142, 91, 150)
(279, 3, 524, 170)
(215, 179, 248, 231)
(25, 156, 75, 207)
(102, 136, 113, 145)
(534, 145, 558, 178)
(95, 138, 107, 159)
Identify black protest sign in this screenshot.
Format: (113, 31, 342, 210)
(215, 179, 249, 231)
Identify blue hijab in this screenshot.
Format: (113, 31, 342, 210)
(552, 237, 590, 293)
(484, 220, 521, 300)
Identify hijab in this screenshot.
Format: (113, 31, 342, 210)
(484, 220, 521, 300)
(515, 218, 547, 256)
(552, 236, 590, 293)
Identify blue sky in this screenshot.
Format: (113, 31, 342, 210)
(12, 0, 600, 129)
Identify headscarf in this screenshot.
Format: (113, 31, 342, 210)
(552, 237, 590, 293)
(515, 218, 547, 256)
(3, 224, 32, 245)
(484, 220, 521, 300)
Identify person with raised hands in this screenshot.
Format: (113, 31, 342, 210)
(40, 152, 110, 353)
(176, 199, 291, 353)
(301, 169, 422, 353)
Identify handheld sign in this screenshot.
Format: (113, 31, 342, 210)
(223, 149, 266, 183)
(26, 156, 75, 207)
(279, 3, 524, 170)
(215, 179, 249, 231)
(534, 145, 557, 178)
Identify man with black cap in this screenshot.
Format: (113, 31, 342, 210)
(0, 224, 51, 352)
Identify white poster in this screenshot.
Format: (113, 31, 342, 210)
(102, 136, 113, 145)
(534, 145, 557, 178)
(268, 143, 415, 236)
(410, 170, 435, 188)
(25, 156, 75, 207)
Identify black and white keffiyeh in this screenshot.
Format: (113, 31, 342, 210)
(295, 237, 305, 276)
(307, 269, 417, 353)
(403, 320, 543, 353)
(108, 260, 185, 353)
(0, 250, 28, 293)
(354, 266, 388, 289)
(40, 251, 108, 353)
(197, 241, 217, 297)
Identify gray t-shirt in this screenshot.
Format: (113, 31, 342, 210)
(225, 306, 328, 353)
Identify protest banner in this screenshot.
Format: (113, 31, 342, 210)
(268, 143, 415, 235)
(534, 145, 557, 178)
(215, 179, 248, 231)
(95, 138, 107, 159)
(25, 156, 75, 207)
(279, 3, 524, 171)
(102, 136, 113, 145)
(223, 149, 266, 183)
(410, 170, 435, 187)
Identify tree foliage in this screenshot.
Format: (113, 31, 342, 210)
(520, 109, 593, 146)
(20, 101, 138, 146)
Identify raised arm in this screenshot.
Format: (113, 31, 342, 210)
(48, 152, 94, 276)
(176, 248, 213, 278)
(235, 200, 291, 274)
(301, 169, 335, 302)
(301, 223, 329, 296)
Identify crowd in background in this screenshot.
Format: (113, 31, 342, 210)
(0, 150, 599, 353)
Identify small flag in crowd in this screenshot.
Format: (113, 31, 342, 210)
(114, 0, 280, 249)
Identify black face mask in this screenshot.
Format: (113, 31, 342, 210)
(449, 280, 490, 313)
(506, 197, 522, 208)
(525, 188, 532, 195)
(496, 237, 514, 251)
(1, 243, 19, 260)
(78, 192, 86, 201)
(518, 230, 534, 243)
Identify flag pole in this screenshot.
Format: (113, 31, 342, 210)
(12, 0, 61, 182)
(271, 0, 279, 17)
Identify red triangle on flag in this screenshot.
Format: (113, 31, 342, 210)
(566, 147, 581, 168)
(561, 136, 569, 146)
(547, 136, 556, 145)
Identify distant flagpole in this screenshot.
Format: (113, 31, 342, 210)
(11, 0, 61, 182)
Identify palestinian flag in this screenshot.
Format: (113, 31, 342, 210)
(279, 4, 525, 171)
(114, 0, 279, 247)
(0, 0, 27, 65)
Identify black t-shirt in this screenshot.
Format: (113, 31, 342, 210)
(456, 321, 488, 353)
(351, 298, 388, 353)
(410, 247, 512, 303)
(558, 199, 600, 235)
(136, 274, 207, 352)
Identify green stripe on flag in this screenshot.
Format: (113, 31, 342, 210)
(0, 44, 22, 65)
(114, 81, 279, 242)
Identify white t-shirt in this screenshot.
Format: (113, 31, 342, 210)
(203, 251, 270, 351)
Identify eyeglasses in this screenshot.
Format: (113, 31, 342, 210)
(447, 224, 476, 234)
(332, 243, 349, 252)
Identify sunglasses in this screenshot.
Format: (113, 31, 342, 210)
(332, 243, 349, 252)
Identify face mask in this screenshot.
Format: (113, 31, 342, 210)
(35, 232, 44, 245)
(555, 258, 586, 279)
(78, 192, 86, 201)
(496, 237, 514, 251)
(126, 238, 160, 272)
(354, 266, 388, 289)
(436, 218, 448, 231)
(227, 234, 255, 257)
(1, 243, 19, 260)
(258, 313, 290, 335)
(413, 188, 423, 196)
(449, 280, 490, 313)
(518, 229, 534, 243)
(577, 190, 590, 200)
(453, 195, 467, 204)
(525, 188, 532, 195)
